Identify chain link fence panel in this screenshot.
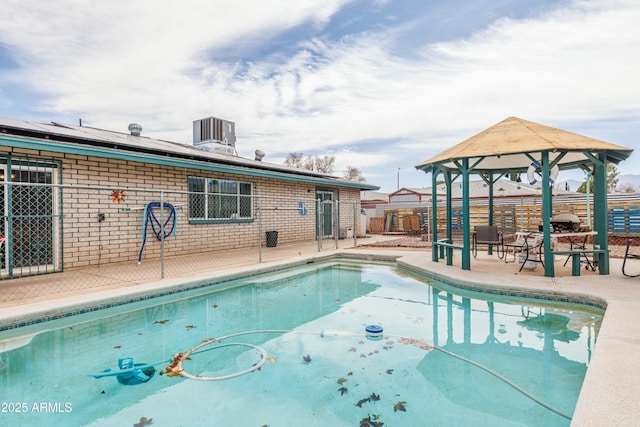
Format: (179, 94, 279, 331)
(0, 182, 361, 304)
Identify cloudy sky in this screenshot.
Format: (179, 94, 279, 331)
(0, 0, 638, 192)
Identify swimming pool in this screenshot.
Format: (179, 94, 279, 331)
(0, 260, 602, 426)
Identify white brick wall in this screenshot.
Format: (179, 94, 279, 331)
(0, 147, 361, 270)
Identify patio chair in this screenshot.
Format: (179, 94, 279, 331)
(504, 233, 543, 272)
(562, 234, 596, 271)
(622, 239, 640, 277)
(472, 226, 503, 258)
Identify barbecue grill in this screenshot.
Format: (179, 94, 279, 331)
(550, 213, 580, 232)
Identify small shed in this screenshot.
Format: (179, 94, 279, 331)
(388, 187, 431, 203)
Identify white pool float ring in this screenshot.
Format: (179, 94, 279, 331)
(527, 162, 559, 185)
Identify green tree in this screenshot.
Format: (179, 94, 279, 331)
(617, 182, 638, 193)
(343, 166, 366, 182)
(284, 153, 335, 174)
(576, 164, 619, 193)
(284, 152, 305, 168)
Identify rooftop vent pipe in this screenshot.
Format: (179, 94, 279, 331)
(254, 150, 265, 161)
(128, 123, 142, 136)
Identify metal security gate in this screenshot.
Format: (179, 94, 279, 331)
(0, 159, 60, 278)
(316, 190, 335, 239)
(317, 198, 338, 250)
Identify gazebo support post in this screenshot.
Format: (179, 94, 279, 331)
(444, 170, 453, 265)
(461, 159, 471, 270)
(487, 174, 494, 227)
(431, 166, 441, 262)
(541, 151, 555, 277)
(592, 153, 609, 274)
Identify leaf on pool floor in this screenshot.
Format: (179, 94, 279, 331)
(153, 319, 169, 324)
(212, 304, 218, 308)
(337, 377, 347, 384)
(185, 325, 196, 329)
(393, 401, 407, 412)
(386, 369, 393, 375)
(356, 397, 371, 407)
(370, 392, 380, 401)
(133, 416, 153, 426)
(114, 345, 121, 349)
(303, 354, 311, 363)
(338, 387, 348, 395)
(348, 347, 357, 352)
(268, 356, 278, 362)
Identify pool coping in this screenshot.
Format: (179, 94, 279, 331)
(1, 248, 638, 426)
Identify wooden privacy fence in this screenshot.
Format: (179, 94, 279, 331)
(372, 201, 640, 236)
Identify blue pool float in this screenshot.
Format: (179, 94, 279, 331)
(365, 324, 383, 340)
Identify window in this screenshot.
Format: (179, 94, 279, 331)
(188, 177, 253, 221)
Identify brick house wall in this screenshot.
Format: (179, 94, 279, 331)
(0, 146, 361, 270)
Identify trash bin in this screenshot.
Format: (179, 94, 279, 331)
(266, 231, 278, 247)
(518, 254, 537, 270)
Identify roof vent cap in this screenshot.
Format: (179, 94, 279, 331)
(254, 150, 265, 161)
(128, 123, 142, 136)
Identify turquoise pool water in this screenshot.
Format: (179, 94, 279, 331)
(0, 261, 602, 426)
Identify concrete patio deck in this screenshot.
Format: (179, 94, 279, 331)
(1, 235, 638, 426)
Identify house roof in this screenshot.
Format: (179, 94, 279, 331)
(389, 178, 575, 199)
(360, 190, 389, 201)
(415, 116, 633, 174)
(434, 177, 574, 198)
(389, 187, 431, 197)
(0, 117, 379, 190)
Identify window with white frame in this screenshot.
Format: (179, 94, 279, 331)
(188, 177, 253, 221)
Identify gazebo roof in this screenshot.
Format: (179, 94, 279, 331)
(415, 116, 633, 173)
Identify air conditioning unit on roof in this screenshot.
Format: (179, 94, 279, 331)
(193, 116, 236, 155)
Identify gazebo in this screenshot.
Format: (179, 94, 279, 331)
(415, 116, 634, 277)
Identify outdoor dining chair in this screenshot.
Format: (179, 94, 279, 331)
(503, 232, 543, 272)
(622, 239, 640, 277)
(562, 234, 596, 271)
(472, 225, 503, 258)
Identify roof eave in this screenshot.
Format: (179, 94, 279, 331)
(0, 133, 379, 191)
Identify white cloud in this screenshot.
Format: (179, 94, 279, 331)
(1, 0, 639, 192)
